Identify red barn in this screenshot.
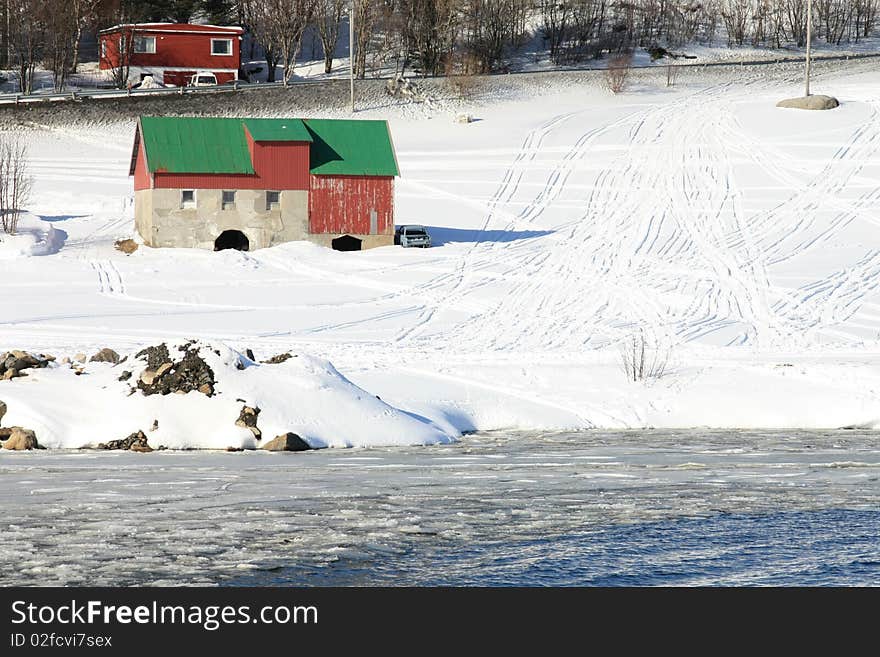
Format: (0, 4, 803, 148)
(99, 23, 243, 87)
(131, 116, 399, 251)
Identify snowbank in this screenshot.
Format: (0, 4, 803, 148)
(0, 213, 62, 259)
(0, 341, 455, 450)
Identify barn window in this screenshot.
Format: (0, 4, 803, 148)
(222, 190, 236, 210)
(331, 235, 362, 252)
(266, 191, 280, 211)
(211, 39, 232, 56)
(181, 190, 196, 209)
(133, 36, 156, 54)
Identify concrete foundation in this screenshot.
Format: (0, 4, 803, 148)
(135, 188, 393, 251)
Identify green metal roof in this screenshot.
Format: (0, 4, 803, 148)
(305, 119, 399, 177)
(137, 116, 397, 177)
(139, 116, 255, 174)
(242, 118, 312, 143)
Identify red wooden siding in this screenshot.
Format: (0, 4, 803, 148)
(133, 138, 152, 191)
(309, 175, 394, 235)
(152, 139, 310, 191)
(100, 27, 241, 72)
(246, 132, 311, 190)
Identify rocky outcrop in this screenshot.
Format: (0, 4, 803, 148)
(235, 405, 261, 440)
(135, 343, 215, 397)
(90, 348, 121, 364)
(0, 350, 55, 381)
(261, 432, 312, 452)
(0, 400, 6, 424)
(1, 427, 41, 450)
(263, 353, 294, 364)
(776, 95, 839, 110)
(114, 239, 139, 254)
(97, 430, 152, 452)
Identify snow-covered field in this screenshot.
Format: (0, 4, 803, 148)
(3, 60, 880, 447)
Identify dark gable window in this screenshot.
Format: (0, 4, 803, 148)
(181, 190, 195, 209)
(222, 190, 236, 210)
(266, 191, 280, 210)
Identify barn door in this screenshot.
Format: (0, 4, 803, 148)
(369, 209, 378, 235)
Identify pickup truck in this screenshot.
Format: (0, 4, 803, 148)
(189, 71, 218, 87)
(395, 225, 432, 248)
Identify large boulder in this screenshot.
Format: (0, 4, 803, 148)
(2, 427, 40, 450)
(90, 348, 121, 364)
(261, 432, 312, 452)
(0, 400, 6, 424)
(776, 95, 839, 110)
(114, 239, 139, 255)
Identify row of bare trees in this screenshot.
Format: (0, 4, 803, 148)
(718, 0, 879, 47)
(1, 0, 878, 91)
(540, 0, 879, 64)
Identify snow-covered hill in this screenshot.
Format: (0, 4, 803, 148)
(3, 60, 880, 445)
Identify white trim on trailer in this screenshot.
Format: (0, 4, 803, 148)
(99, 23, 243, 35)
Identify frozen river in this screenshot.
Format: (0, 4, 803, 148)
(1, 430, 878, 586)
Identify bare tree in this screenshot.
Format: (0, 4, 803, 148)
(542, 0, 572, 63)
(397, 0, 458, 76)
(313, 0, 345, 73)
(352, 0, 378, 79)
(70, 0, 102, 72)
(619, 330, 669, 382)
(42, 0, 79, 91)
(0, 134, 32, 236)
(244, 0, 316, 83)
(666, 61, 679, 86)
(8, 0, 45, 94)
(605, 49, 632, 93)
(720, 0, 750, 44)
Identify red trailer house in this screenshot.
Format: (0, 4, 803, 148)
(99, 23, 244, 87)
(131, 116, 399, 251)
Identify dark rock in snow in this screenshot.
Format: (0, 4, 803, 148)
(98, 430, 152, 452)
(0, 350, 54, 380)
(263, 353, 293, 364)
(118, 370, 132, 382)
(135, 343, 215, 397)
(0, 400, 6, 424)
(235, 405, 262, 440)
(262, 432, 312, 452)
(136, 344, 171, 371)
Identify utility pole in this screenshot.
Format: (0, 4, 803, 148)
(349, 0, 355, 114)
(805, 0, 813, 97)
